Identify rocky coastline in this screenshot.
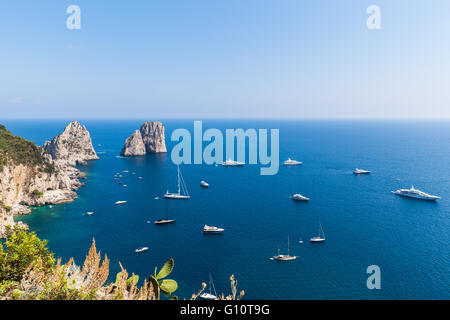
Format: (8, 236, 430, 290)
(0, 121, 98, 238)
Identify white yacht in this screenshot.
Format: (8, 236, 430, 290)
(203, 225, 224, 234)
(200, 180, 210, 188)
(222, 159, 244, 166)
(353, 168, 371, 175)
(310, 222, 325, 243)
(164, 165, 190, 199)
(283, 158, 302, 166)
(135, 247, 149, 253)
(154, 199, 176, 225)
(199, 274, 218, 300)
(115, 200, 127, 205)
(291, 194, 310, 201)
(272, 236, 298, 261)
(392, 186, 440, 201)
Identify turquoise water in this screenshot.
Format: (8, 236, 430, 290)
(3, 119, 450, 299)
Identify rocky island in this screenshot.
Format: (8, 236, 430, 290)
(121, 121, 167, 156)
(0, 121, 98, 238)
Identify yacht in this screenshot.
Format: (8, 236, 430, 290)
(353, 168, 371, 175)
(392, 186, 440, 201)
(272, 236, 298, 261)
(154, 199, 176, 225)
(200, 180, 209, 188)
(222, 159, 244, 166)
(291, 194, 310, 201)
(310, 222, 325, 243)
(135, 247, 149, 253)
(164, 165, 190, 199)
(283, 158, 302, 166)
(199, 274, 218, 300)
(115, 200, 127, 205)
(203, 225, 225, 234)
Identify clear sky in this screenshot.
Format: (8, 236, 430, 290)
(1, 0, 449, 119)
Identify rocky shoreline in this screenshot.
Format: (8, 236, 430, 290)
(0, 121, 98, 238)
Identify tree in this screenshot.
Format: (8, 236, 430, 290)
(0, 226, 55, 282)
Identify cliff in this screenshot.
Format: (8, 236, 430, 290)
(0, 122, 95, 238)
(44, 121, 99, 166)
(120, 121, 167, 156)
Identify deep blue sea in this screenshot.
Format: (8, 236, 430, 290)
(2, 119, 450, 299)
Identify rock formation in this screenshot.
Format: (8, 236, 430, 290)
(44, 121, 99, 166)
(120, 121, 167, 156)
(0, 122, 96, 238)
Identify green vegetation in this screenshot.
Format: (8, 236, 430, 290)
(31, 189, 44, 199)
(0, 124, 55, 173)
(0, 201, 12, 212)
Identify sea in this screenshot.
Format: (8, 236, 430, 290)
(2, 119, 449, 300)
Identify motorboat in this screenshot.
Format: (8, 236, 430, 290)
(115, 201, 127, 205)
(203, 225, 224, 234)
(291, 194, 310, 201)
(283, 158, 302, 166)
(353, 168, 371, 174)
(135, 247, 149, 253)
(392, 186, 440, 201)
(200, 181, 209, 188)
(222, 159, 244, 166)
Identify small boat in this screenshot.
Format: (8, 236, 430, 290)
(123, 184, 127, 187)
(115, 200, 127, 205)
(200, 180, 209, 188)
(164, 165, 190, 199)
(154, 199, 176, 225)
(118, 181, 123, 185)
(135, 247, 149, 253)
(154, 197, 159, 200)
(222, 159, 244, 166)
(310, 222, 325, 243)
(147, 221, 151, 224)
(86, 211, 94, 216)
(291, 194, 310, 201)
(132, 172, 136, 175)
(199, 274, 218, 300)
(298, 239, 303, 244)
(283, 158, 302, 166)
(123, 170, 129, 173)
(272, 236, 298, 261)
(203, 225, 224, 234)
(353, 168, 371, 175)
(49, 205, 53, 208)
(138, 177, 143, 180)
(392, 186, 440, 201)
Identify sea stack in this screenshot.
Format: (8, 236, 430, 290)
(121, 121, 167, 156)
(44, 121, 99, 166)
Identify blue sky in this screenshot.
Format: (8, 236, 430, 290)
(0, 0, 449, 118)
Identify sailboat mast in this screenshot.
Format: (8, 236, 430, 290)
(288, 236, 290, 256)
(177, 165, 181, 195)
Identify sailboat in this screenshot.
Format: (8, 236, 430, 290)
(164, 165, 190, 199)
(272, 236, 298, 261)
(154, 199, 176, 225)
(199, 273, 218, 300)
(310, 222, 325, 242)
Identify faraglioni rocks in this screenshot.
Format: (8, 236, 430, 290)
(44, 121, 99, 166)
(121, 121, 167, 156)
(0, 122, 96, 238)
